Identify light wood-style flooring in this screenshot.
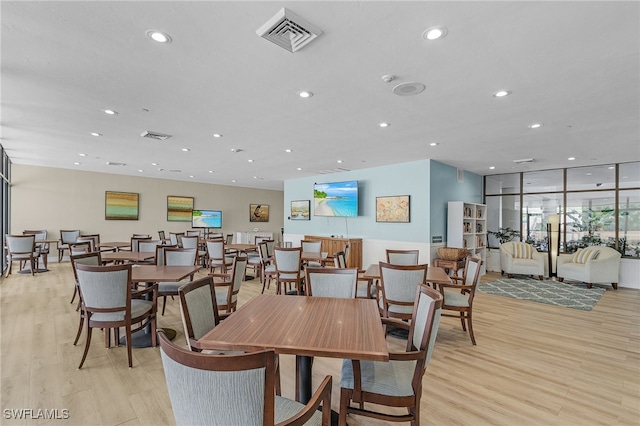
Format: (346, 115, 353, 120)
(1, 262, 638, 425)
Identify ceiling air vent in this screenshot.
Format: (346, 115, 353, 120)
(106, 162, 126, 167)
(141, 131, 172, 141)
(317, 168, 351, 174)
(257, 8, 323, 53)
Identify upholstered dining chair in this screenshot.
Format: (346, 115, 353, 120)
(137, 240, 162, 253)
(334, 250, 375, 299)
(211, 255, 248, 314)
(273, 246, 304, 295)
(130, 236, 152, 252)
(158, 330, 331, 426)
(169, 232, 184, 247)
(305, 267, 358, 298)
(185, 230, 201, 237)
(23, 230, 49, 269)
(378, 262, 429, 322)
(181, 235, 206, 266)
(206, 239, 234, 275)
(58, 229, 80, 262)
(69, 241, 92, 256)
(76, 236, 97, 252)
(154, 244, 176, 266)
(435, 255, 482, 345)
(70, 251, 103, 345)
(385, 249, 420, 265)
(339, 284, 443, 426)
(301, 240, 323, 267)
(75, 263, 157, 368)
(5, 234, 38, 276)
(158, 247, 198, 315)
(158, 230, 166, 241)
(258, 241, 276, 294)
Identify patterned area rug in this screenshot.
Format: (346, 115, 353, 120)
(478, 277, 605, 311)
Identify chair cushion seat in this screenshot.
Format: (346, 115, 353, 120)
(91, 299, 153, 322)
(274, 395, 323, 425)
(340, 359, 416, 397)
(378, 298, 413, 314)
(158, 282, 183, 293)
(443, 289, 470, 307)
(264, 264, 276, 273)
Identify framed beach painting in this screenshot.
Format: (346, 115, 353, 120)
(250, 204, 269, 222)
(376, 195, 410, 223)
(167, 195, 194, 222)
(290, 200, 311, 220)
(105, 191, 139, 220)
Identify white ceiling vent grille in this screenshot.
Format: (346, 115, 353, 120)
(106, 161, 126, 167)
(316, 168, 350, 174)
(141, 131, 172, 141)
(257, 8, 323, 53)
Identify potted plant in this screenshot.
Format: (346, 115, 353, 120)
(486, 227, 521, 273)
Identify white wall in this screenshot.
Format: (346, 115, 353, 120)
(11, 164, 284, 244)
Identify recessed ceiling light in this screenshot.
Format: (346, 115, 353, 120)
(285, 149, 292, 153)
(430, 142, 439, 146)
(90, 132, 102, 137)
(297, 167, 303, 171)
(248, 159, 254, 163)
(208, 170, 214, 173)
(103, 109, 118, 115)
(73, 162, 81, 165)
(298, 91, 313, 98)
(422, 26, 447, 40)
(378, 122, 390, 128)
(253, 176, 258, 179)
(151, 162, 158, 166)
(138, 169, 144, 172)
(146, 30, 172, 43)
(586, 172, 592, 176)
(493, 90, 511, 98)
(181, 148, 190, 152)
(528, 123, 543, 129)
(78, 153, 86, 157)
(337, 160, 343, 163)
(232, 180, 236, 183)
(230, 148, 243, 153)
(212, 133, 222, 138)
(608, 166, 615, 169)
(489, 166, 496, 170)
(568, 157, 576, 161)
(189, 175, 195, 178)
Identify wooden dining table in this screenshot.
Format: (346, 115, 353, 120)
(196, 294, 389, 404)
(102, 251, 155, 263)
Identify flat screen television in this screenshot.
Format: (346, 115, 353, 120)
(313, 180, 358, 217)
(191, 209, 222, 228)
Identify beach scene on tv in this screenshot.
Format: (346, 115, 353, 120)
(313, 180, 358, 217)
(191, 209, 222, 228)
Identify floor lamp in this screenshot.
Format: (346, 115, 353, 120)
(547, 214, 560, 277)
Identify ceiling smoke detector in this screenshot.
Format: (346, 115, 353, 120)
(141, 131, 172, 141)
(392, 82, 425, 96)
(257, 8, 323, 53)
(513, 158, 535, 164)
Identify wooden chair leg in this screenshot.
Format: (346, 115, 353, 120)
(339, 388, 351, 426)
(73, 311, 84, 345)
(467, 314, 476, 345)
(612, 283, 618, 290)
(125, 326, 133, 368)
(78, 325, 92, 369)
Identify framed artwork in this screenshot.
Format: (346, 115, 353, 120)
(376, 195, 410, 223)
(290, 200, 311, 220)
(250, 204, 269, 222)
(167, 195, 194, 222)
(105, 191, 139, 220)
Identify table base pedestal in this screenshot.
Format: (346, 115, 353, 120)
(119, 327, 176, 348)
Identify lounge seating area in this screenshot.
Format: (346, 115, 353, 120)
(557, 246, 622, 289)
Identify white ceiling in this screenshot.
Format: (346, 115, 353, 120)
(2, 1, 639, 191)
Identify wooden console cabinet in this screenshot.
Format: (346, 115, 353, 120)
(304, 235, 362, 269)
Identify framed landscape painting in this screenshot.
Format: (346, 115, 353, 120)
(105, 191, 139, 220)
(290, 200, 311, 220)
(167, 195, 194, 222)
(250, 204, 269, 222)
(376, 195, 410, 223)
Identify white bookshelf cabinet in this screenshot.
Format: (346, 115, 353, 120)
(447, 201, 487, 275)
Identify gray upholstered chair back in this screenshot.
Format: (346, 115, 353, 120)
(301, 240, 322, 253)
(76, 265, 130, 316)
(159, 333, 272, 426)
(179, 277, 219, 347)
(230, 256, 248, 302)
(305, 267, 357, 298)
(225, 234, 233, 244)
(411, 286, 443, 366)
(169, 233, 184, 247)
(386, 249, 419, 265)
(60, 230, 80, 244)
(464, 257, 481, 287)
(185, 230, 201, 237)
(206, 240, 225, 259)
(181, 236, 199, 249)
(264, 239, 275, 257)
(273, 247, 302, 279)
(70, 242, 91, 256)
(131, 236, 151, 252)
(333, 251, 347, 268)
(164, 248, 197, 266)
(76, 236, 96, 252)
(258, 242, 270, 263)
(155, 244, 175, 266)
(70, 252, 102, 281)
(379, 262, 428, 318)
(138, 240, 161, 253)
(6, 234, 36, 255)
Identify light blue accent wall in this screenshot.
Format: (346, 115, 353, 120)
(285, 160, 430, 242)
(429, 161, 484, 243)
(284, 159, 482, 243)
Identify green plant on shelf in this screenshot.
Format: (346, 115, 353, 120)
(488, 227, 521, 245)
